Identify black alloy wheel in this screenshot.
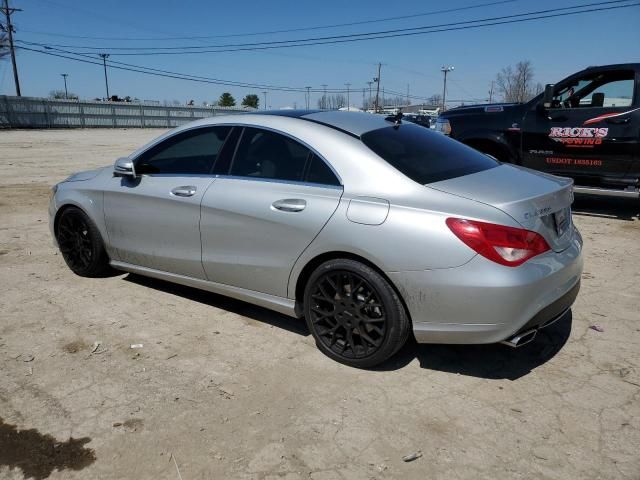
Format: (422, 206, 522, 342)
(56, 207, 110, 277)
(304, 259, 410, 368)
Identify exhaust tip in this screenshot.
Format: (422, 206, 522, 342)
(501, 329, 537, 348)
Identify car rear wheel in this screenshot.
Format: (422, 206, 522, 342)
(303, 259, 410, 368)
(56, 206, 111, 277)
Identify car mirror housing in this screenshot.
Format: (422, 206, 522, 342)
(114, 157, 136, 178)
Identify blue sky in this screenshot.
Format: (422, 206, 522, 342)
(1, 0, 639, 108)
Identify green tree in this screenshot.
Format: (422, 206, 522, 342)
(241, 94, 259, 109)
(218, 92, 236, 107)
(49, 90, 79, 100)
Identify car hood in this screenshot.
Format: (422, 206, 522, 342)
(64, 166, 108, 182)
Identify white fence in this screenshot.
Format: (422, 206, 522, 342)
(0, 96, 252, 129)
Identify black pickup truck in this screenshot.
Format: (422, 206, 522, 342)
(435, 63, 640, 198)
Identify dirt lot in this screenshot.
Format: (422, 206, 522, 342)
(0, 128, 639, 480)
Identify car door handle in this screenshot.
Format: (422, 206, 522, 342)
(605, 117, 630, 125)
(171, 186, 197, 197)
(271, 199, 306, 212)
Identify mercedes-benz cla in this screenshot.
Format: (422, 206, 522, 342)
(50, 111, 583, 368)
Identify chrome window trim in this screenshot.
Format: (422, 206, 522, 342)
(130, 122, 343, 187)
(213, 174, 344, 191)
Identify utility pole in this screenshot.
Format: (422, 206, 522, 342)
(2, 0, 22, 96)
(373, 63, 382, 113)
(406, 84, 410, 106)
(305, 86, 311, 109)
(262, 91, 267, 110)
(362, 88, 365, 110)
(345, 83, 351, 111)
(366, 81, 373, 111)
(61, 73, 69, 99)
(488, 80, 495, 103)
(321, 84, 327, 109)
(441, 65, 454, 111)
(99, 53, 110, 99)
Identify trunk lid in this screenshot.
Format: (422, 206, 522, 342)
(429, 164, 574, 252)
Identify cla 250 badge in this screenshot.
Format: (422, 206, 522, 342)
(548, 127, 608, 147)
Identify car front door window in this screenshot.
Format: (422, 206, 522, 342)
(136, 126, 232, 175)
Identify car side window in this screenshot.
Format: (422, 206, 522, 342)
(551, 70, 635, 109)
(230, 127, 310, 182)
(305, 154, 340, 186)
(136, 126, 232, 175)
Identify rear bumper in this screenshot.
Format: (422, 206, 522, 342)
(387, 226, 583, 345)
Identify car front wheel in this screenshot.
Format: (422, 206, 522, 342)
(303, 259, 411, 368)
(56, 206, 111, 277)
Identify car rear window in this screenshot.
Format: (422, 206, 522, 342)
(361, 124, 498, 184)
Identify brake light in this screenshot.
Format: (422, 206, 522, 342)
(446, 217, 550, 267)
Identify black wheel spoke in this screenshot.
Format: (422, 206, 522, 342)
(57, 212, 95, 272)
(308, 269, 388, 360)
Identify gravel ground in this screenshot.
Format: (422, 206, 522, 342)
(0, 128, 639, 480)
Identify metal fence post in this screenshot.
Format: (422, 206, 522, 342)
(43, 99, 51, 128)
(2, 96, 13, 128)
(80, 103, 86, 128)
(140, 103, 145, 128)
(166, 107, 171, 128)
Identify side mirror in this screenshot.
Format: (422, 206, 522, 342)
(114, 157, 136, 178)
(542, 83, 555, 109)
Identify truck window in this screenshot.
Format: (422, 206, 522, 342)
(361, 124, 498, 185)
(552, 70, 635, 109)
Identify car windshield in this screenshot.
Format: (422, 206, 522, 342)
(361, 124, 498, 184)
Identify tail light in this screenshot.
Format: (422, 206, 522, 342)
(446, 217, 550, 267)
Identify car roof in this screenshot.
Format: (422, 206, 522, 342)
(257, 110, 391, 137)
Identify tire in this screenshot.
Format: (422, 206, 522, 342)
(303, 259, 411, 368)
(56, 206, 111, 277)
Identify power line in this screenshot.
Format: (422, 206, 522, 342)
(21, 42, 472, 103)
(20, 0, 519, 41)
(18, 1, 637, 55)
(19, 42, 488, 103)
(17, 41, 357, 92)
(15, 44, 355, 94)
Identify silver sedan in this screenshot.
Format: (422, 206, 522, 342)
(49, 111, 583, 368)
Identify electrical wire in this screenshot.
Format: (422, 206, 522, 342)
(20, 0, 519, 41)
(18, 0, 635, 53)
(15, 45, 353, 93)
(14, 1, 637, 97)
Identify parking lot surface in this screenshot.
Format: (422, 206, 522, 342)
(1, 129, 639, 480)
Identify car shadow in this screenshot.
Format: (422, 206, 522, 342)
(122, 273, 572, 379)
(123, 273, 310, 337)
(376, 311, 573, 380)
(572, 194, 639, 221)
